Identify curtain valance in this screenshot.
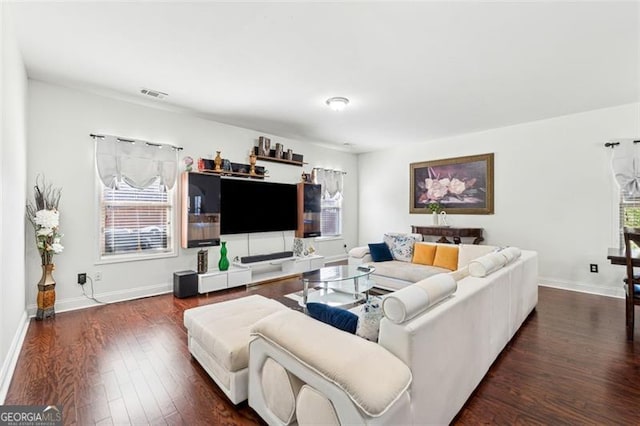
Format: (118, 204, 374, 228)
(94, 135, 179, 190)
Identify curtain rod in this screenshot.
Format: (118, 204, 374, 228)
(90, 133, 183, 151)
(312, 167, 347, 175)
(604, 140, 640, 148)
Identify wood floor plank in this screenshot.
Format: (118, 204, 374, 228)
(7, 278, 640, 425)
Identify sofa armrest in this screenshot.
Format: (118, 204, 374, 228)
(348, 246, 373, 266)
(250, 310, 411, 419)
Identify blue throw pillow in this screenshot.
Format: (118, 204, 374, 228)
(306, 303, 358, 334)
(368, 242, 393, 262)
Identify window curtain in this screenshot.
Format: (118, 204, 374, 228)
(611, 139, 640, 200)
(315, 168, 344, 203)
(315, 168, 344, 236)
(96, 135, 178, 190)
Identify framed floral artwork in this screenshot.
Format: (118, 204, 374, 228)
(410, 153, 494, 214)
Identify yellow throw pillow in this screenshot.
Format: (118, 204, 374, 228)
(412, 243, 437, 265)
(433, 245, 459, 271)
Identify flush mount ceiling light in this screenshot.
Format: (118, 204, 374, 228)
(325, 97, 350, 111)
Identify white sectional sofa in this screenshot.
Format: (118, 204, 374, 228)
(248, 249, 539, 425)
(349, 233, 499, 290)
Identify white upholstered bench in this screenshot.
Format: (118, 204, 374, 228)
(183, 294, 288, 404)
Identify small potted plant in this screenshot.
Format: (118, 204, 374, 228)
(427, 201, 442, 226)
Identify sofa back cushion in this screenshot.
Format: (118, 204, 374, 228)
(368, 242, 394, 262)
(412, 242, 437, 265)
(433, 245, 459, 271)
(457, 244, 498, 269)
(383, 233, 422, 262)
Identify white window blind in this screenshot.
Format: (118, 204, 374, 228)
(316, 169, 344, 237)
(100, 177, 173, 257)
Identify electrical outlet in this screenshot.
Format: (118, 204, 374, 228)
(77, 273, 86, 285)
(95, 271, 102, 281)
(590, 264, 598, 273)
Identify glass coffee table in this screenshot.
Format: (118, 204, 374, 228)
(300, 265, 376, 307)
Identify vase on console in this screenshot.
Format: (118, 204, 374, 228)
(432, 211, 439, 226)
(218, 241, 230, 271)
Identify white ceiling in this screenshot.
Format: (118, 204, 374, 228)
(7, 1, 640, 153)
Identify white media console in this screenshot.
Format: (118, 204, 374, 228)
(197, 255, 325, 293)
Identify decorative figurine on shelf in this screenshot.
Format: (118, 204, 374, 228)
(249, 151, 257, 175)
(183, 156, 194, 172)
(258, 136, 271, 156)
(286, 149, 294, 161)
(197, 249, 208, 274)
(439, 211, 448, 226)
(293, 238, 304, 257)
(222, 159, 232, 172)
(218, 241, 229, 271)
(275, 143, 284, 159)
(214, 151, 223, 172)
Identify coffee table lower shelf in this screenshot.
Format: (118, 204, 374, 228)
(300, 288, 366, 308)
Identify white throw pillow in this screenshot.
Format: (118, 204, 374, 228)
(356, 297, 383, 342)
(382, 273, 457, 324)
(383, 233, 422, 262)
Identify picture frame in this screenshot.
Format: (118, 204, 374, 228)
(410, 153, 494, 214)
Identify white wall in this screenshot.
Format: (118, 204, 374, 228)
(358, 104, 640, 297)
(0, 4, 29, 402)
(26, 80, 358, 313)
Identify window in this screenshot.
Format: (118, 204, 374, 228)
(620, 196, 640, 249)
(317, 169, 344, 237)
(99, 176, 175, 259)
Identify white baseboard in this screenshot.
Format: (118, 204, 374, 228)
(539, 276, 625, 299)
(26, 282, 172, 317)
(0, 310, 29, 404)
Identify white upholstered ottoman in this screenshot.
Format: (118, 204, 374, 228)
(183, 294, 288, 404)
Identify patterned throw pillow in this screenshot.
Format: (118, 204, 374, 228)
(356, 297, 384, 342)
(383, 233, 422, 262)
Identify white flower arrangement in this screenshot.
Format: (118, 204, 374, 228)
(26, 176, 63, 265)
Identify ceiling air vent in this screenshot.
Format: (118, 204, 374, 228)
(140, 88, 168, 100)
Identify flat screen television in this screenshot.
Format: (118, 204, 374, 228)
(220, 178, 298, 234)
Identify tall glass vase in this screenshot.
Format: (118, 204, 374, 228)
(36, 263, 56, 320)
(218, 241, 230, 271)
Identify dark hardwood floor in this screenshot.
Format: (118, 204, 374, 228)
(6, 280, 640, 425)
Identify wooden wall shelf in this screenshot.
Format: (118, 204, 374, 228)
(198, 169, 267, 179)
(253, 147, 306, 167)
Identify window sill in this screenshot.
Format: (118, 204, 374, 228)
(96, 250, 177, 265)
(314, 236, 343, 242)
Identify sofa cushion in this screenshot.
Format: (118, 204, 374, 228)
(382, 273, 458, 324)
(251, 310, 412, 418)
(433, 245, 459, 271)
(383, 233, 422, 262)
(296, 385, 340, 426)
(368, 242, 393, 262)
(306, 303, 358, 334)
(468, 252, 508, 277)
(369, 260, 450, 283)
(499, 246, 522, 264)
(355, 297, 383, 342)
(183, 295, 288, 372)
(412, 242, 437, 265)
(457, 244, 498, 269)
